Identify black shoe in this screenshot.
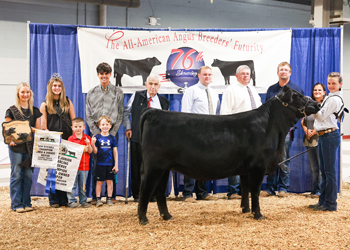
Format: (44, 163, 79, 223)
(314, 206, 331, 211)
(308, 203, 321, 209)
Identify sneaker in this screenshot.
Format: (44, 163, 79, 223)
(68, 202, 79, 208)
(24, 207, 34, 212)
(183, 197, 197, 203)
(278, 191, 288, 198)
(107, 199, 114, 206)
(81, 202, 91, 208)
(91, 200, 97, 205)
(228, 194, 241, 200)
(260, 191, 272, 197)
(201, 196, 218, 201)
(96, 200, 103, 207)
(15, 208, 25, 213)
(175, 196, 184, 201)
(50, 204, 59, 208)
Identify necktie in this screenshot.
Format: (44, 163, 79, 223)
(147, 97, 152, 108)
(206, 88, 214, 115)
(247, 86, 256, 109)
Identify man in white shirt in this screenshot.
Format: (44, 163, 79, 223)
(180, 66, 220, 202)
(220, 65, 262, 199)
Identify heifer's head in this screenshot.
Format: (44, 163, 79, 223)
(276, 86, 320, 119)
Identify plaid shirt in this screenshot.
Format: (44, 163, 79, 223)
(86, 83, 124, 137)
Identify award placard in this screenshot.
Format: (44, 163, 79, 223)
(2, 120, 32, 145)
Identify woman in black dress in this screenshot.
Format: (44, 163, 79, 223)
(40, 74, 75, 207)
(5, 82, 41, 213)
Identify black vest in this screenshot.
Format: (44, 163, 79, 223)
(131, 90, 170, 143)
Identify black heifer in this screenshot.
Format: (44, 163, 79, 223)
(137, 86, 320, 225)
(113, 57, 161, 86)
(5, 127, 16, 136)
(211, 59, 256, 85)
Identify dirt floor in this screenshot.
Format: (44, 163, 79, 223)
(1, 185, 350, 250)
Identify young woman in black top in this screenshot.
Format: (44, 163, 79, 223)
(5, 82, 41, 213)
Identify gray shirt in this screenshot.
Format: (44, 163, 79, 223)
(86, 83, 124, 137)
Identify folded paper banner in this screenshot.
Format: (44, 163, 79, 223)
(32, 129, 62, 169)
(37, 139, 85, 192)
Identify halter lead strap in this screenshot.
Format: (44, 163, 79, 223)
(275, 95, 308, 117)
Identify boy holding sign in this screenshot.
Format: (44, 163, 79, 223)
(67, 117, 93, 208)
(91, 116, 119, 207)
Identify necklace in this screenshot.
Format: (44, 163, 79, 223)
(21, 107, 31, 119)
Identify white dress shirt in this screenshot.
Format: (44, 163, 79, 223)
(220, 82, 262, 115)
(181, 82, 220, 115)
(314, 91, 343, 131)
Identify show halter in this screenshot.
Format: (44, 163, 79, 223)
(275, 94, 309, 117)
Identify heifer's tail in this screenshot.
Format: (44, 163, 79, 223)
(139, 108, 154, 144)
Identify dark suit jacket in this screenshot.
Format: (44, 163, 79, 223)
(131, 90, 170, 143)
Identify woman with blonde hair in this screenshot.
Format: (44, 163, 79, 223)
(40, 74, 75, 207)
(5, 82, 42, 213)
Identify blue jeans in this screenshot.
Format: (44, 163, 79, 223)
(8, 148, 32, 211)
(183, 176, 208, 199)
(227, 175, 241, 197)
(306, 146, 321, 195)
(318, 130, 340, 211)
(67, 170, 89, 204)
(265, 132, 292, 195)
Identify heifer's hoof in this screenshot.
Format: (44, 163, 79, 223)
(161, 214, 173, 221)
(254, 215, 265, 220)
(242, 207, 251, 213)
(139, 218, 149, 225)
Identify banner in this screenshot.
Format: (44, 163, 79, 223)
(78, 28, 292, 94)
(32, 130, 61, 169)
(38, 139, 85, 192)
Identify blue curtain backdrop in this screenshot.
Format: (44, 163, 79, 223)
(29, 24, 341, 197)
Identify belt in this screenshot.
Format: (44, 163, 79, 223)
(318, 128, 336, 136)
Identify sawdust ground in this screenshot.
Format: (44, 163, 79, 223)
(1, 184, 350, 249)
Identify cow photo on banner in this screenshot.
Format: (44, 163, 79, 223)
(37, 139, 84, 192)
(78, 29, 291, 94)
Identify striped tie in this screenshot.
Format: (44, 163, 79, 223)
(247, 86, 256, 109)
(206, 88, 214, 115)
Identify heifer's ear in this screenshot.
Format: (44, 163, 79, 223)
(279, 86, 292, 103)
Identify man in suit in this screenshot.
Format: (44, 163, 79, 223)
(123, 74, 170, 202)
